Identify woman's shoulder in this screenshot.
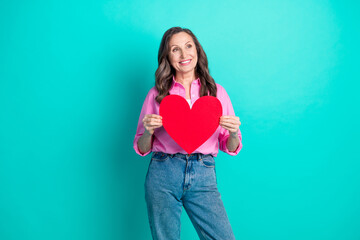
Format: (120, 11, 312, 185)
(214, 83, 233, 104)
(215, 83, 224, 91)
(144, 86, 159, 98)
(142, 86, 160, 106)
(215, 83, 227, 96)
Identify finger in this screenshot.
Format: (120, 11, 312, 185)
(220, 124, 238, 133)
(220, 119, 241, 126)
(220, 121, 239, 130)
(220, 121, 235, 128)
(146, 124, 163, 131)
(149, 118, 162, 123)
(221, 116, 240, 120)
(146, 119, 163, 125)
(145, 123, 162, 127)
(148, 117, 162, 123)
(144, 115, 162, 122)
(145, 118, 162, 124)
(220, 118, 240, 124)
(149, 114, 162, 119)
(219, 123, 230, 130)
(220, 119, 239, 125)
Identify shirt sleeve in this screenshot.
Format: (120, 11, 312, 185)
(133, 88, 157, 156)
(218, 85, 243, 156)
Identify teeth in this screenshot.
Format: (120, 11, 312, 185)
(180, 60, 190, 63)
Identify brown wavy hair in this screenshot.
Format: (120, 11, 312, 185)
(155, 27, 217, 103)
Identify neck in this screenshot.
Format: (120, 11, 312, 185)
(175, 71, 197, 87)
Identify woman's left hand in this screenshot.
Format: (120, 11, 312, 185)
(219, 116, 241, 135)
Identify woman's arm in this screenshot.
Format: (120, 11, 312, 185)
(137, 114, 162, 154)
(137, 130, 153, 154)
(226, 131, 240, 152)
(220, 116, 241, 152)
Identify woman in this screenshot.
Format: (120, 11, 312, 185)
(133, 27, 242, 240)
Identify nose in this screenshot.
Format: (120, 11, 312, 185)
(180, 49, 187, 59)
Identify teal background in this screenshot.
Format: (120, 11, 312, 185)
(1, 0, 359, 239)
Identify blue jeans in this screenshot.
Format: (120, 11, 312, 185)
(144, 152, 236, 240)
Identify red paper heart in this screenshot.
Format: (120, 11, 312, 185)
(159, 95, 222, 154)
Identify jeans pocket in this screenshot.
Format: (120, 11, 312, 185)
(199, 155, 215, 168)
(151, 152, 169, 162)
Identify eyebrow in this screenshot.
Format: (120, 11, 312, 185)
(170, 41, 192, 48)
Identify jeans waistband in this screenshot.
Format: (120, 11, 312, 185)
(154, 152, 213, 160)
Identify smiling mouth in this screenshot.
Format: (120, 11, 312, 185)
(179, 59, 191, 65)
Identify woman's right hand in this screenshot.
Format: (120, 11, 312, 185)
(142, 114, 163, 135)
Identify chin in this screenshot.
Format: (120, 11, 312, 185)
(179, 65, 196, 71)
(179, 68, 195, 74)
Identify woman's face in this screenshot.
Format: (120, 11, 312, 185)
(168, 32, 198, 76)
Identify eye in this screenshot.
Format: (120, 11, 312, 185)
(172, 47, 179, 52)
(186, 44, 192, 48)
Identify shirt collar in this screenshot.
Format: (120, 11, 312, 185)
(171, 75, 201, 87)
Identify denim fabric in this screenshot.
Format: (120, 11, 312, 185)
(144, 152, 235, 240)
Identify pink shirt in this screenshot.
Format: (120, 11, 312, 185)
(133, 76, 243, 157)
